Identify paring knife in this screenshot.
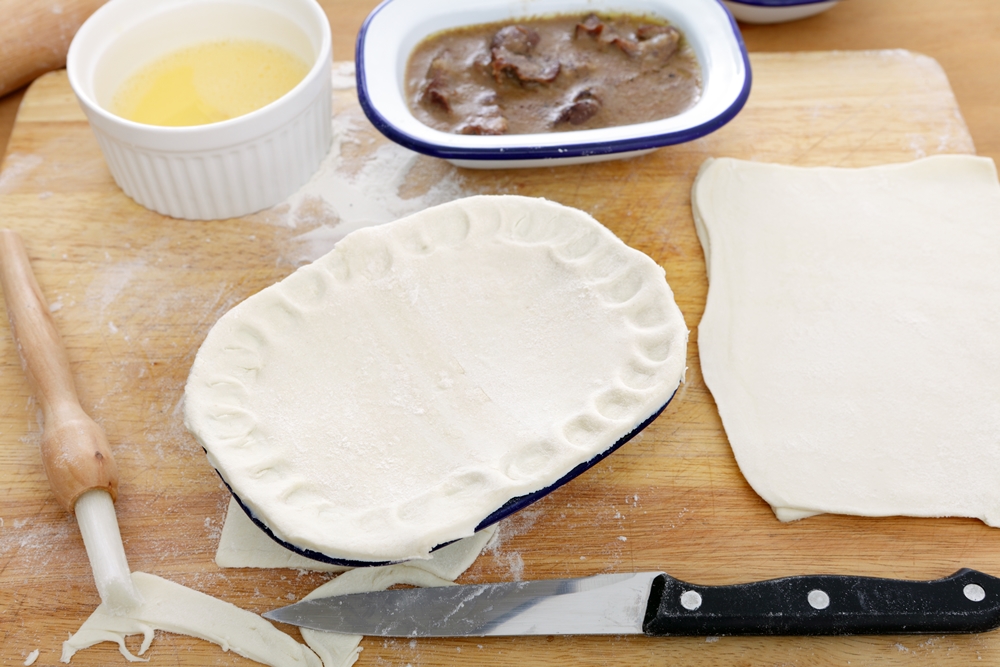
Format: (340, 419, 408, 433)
(264, 569, 1000, 636)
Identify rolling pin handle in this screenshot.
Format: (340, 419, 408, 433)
(41, 417, 119, 509)
(0, 229, 119, 513)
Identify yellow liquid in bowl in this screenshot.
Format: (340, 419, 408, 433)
(112, 40, 310, 126)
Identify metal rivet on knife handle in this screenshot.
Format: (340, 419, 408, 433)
(965, 584, 987, 602)
(807, 589, 830, 610)
(680, 590, 702, 611)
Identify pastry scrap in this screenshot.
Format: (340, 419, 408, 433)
(214, 496, 497, 576)
(693, 155, 1000, 525)
(62, 505, 495, 666)
(184, 195, 687, 562)
(62, 528, 495, 667)
(61, 571, 322, 666)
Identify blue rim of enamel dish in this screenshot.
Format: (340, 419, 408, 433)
(354, 1, 752, 163)
(222, 390, 675, 567)
(725, 0, 833, 6)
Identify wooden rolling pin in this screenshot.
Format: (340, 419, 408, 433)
(0, 229, 139, 612)
(0, 0, 108, 96)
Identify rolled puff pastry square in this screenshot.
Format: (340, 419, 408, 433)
(184, 195, 687, 562)
(693, 155, 1000, 525)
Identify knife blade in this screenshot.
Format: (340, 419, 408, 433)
(263, 569, 1000, 637)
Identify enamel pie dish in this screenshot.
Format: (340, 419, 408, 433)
(184, 196, 688, 565)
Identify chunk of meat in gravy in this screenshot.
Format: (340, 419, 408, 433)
(492, 24, 538, 55)
(491, 25, 561, 84)
(405, 13, 701, 136)
(459, 91, 508, 135)
(599, 23, 682, 67)
(421, 54, 455, 112)
(555, 89, 602, 126)
(574, 14, 604, 39)
(460, 114, 509, 135)
(574, 14, 681, 69)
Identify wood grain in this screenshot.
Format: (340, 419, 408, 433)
(737, 0, 1000, 167)
(0, 49, 997, 667)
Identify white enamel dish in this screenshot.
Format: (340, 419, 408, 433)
(355, 0, 751, 168)
(722, 0, 841, 24)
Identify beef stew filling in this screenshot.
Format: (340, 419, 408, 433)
(405, 13, 701, 136)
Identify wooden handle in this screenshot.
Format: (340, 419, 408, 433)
(0, 229, 117, 512)
(0, 0, 109, 96)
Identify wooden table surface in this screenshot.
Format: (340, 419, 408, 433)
(2, 2, 1000, 667)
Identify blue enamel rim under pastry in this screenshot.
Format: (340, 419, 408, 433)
(224, 391, 675, 567)
(354, 0, 751, 166)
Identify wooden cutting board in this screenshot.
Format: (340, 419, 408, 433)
(0, 51, 995, 666)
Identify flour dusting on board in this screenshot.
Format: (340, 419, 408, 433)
(482, 509, 546, 581)
(0, 154, 43, 193)
(85, 258, 145, 314)
(275, 62, 472, 264)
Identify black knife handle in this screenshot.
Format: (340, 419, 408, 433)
(643, 569, 1000, 636)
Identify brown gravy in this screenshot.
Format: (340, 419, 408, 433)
(404, 13, 702, 136)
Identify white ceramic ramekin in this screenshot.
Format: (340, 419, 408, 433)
(67, 0, 332, 220)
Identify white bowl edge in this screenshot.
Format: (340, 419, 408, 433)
(357, 0, 751, 166)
